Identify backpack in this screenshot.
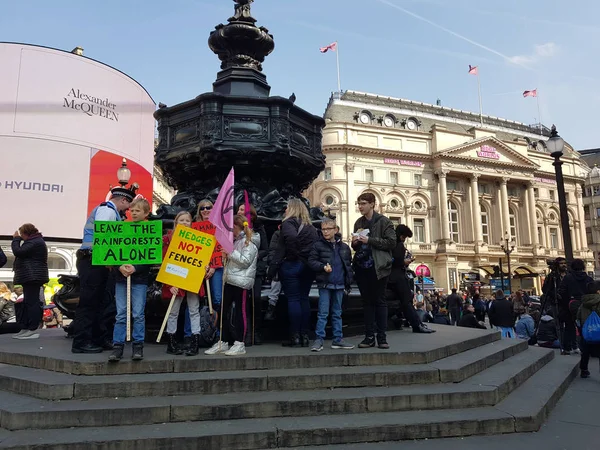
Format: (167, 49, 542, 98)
(582, 311, 600, 343)
(198, 306, 217, 347)
(42, 308, 54, 322)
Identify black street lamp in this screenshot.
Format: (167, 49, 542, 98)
(500, 231, 516, 293)
(546, 125, 574, 262)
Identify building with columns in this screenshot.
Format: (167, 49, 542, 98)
(306, 91, 593, 293)
(579, 149, 600, 278)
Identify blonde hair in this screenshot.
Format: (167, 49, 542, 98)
(283, 198, 311, 225)
(195, 199, 213, 221)
(234, 214, 253, 245)
(174, 210, 193, 226)
(130, 198, 151, 214)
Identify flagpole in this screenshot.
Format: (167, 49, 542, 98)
(536, 92, 542, 135)
(477, 72, 483, 126)
(335, 42, 341, 95)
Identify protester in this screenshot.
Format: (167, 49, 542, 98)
(206, 214, 259, 356)
(196, 199, 223, 309)
(488, 290, 516, 338)
(72, 186, 134, 353)
(389, 224, 434, 334)
(11, 223, 49, 340)
(433, 308, 451, 325)
(515, 308, 535, 344)
(458, 303, 487, 329)
(307, 217, 354, 351)
(446, 288, 463, 326)
(163, 211, 203, 356)
(108, 198, 152, 362)
(577, 280, 600, 378)
(237, 203, 268, 346)
(269, 198, 318, 347)
(558, 259, 592, 355)
(264, 227, 282, 321)
(351, 193, 396, 349)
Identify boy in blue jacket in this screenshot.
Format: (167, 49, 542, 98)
(308, 218, 354, 351)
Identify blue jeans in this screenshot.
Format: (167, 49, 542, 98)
(209, 268, 224, 307)
(316, 289, 343, 340)
(184, 307, 191, 337)
(280, 260, 313, 336)
(113, 282, 147, 344)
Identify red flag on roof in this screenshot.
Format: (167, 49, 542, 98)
(468, 65, 478, 75)
(523, 89, 537, 98)
(320, 42, 337, 53)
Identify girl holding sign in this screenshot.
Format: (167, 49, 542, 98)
(205, 214, 259, 356)
(162, 211, 203, 356)
(195, 200, 224, 309)
(109, 198, 151, 362)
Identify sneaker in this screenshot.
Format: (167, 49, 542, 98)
(224, 341, 246, 356)
(358, 336, 376, 348)
(311, 338, 324, 352)
(13, 330, 40, 340)
(204, 341, 229, 355)
(377, 337, 390, 349)
(581, 369, 591, 379)
(571, 349, 581, 355)
(332, 339, 355, 350)
(108, 344, 124, 362)
(11, 329, 27, 339)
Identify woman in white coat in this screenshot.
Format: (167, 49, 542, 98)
(205, 214, 259, 356)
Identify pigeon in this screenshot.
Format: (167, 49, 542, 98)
(288, 93, 296, 103)
(158, 102, 167, 109)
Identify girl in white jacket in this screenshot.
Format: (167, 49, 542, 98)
(205, 214, 258, 356)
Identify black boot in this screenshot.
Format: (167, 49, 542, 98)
(185, 334, 200, 356)
(282, 334, 301, 347)
(264, 304, 276, 321)
(301, 333, 310, 347)
(254, 330, 263, 346)
(182, 336, 192, 352)
(132, 342, 144, 361)
(166, 333, 183, 355)
(108, 344, 124, 362)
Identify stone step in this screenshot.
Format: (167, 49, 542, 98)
(0, 339, 519, 400)
(0, 326, 499, 375)
(0, 352, 576, 449)
(0, 345, 553, 430)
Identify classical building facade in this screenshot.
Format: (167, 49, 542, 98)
(152, 165, 176, 213)
(579, 149, 600, 278)
(306, 91, 593, 293)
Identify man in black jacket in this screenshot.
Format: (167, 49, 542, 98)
(389, 224, 434, 334)
(557, 258, 592, 354)
(351, 193, 397, 349)
(446, 288, 463, 326)
(458, 304, 487, 329)
(489, 290, 516, 338)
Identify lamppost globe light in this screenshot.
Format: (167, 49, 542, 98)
(117, 158, 132, 187)
(546, 125, 565, 157)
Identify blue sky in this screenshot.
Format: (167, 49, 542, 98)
(2, 0, 599, 149)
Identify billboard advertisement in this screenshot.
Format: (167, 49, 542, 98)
(0, 43, 155, 240)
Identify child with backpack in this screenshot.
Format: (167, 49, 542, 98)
(307, 217, 354, 351)
(577, 280, 600, 378)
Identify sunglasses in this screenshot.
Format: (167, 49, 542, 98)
(199, 206, 212, 211)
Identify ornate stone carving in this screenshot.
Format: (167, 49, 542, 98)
(345, 163, 355, 173)
(224, 117, 268, 140)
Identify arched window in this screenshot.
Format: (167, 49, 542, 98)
(481, 207, 489, 244)
(509, 209, 517, 245)
(448, 201, 459, 242)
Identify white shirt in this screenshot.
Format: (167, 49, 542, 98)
(94, 201, 119, 221)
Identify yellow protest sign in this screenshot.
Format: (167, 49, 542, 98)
(156, 225, 216, 293)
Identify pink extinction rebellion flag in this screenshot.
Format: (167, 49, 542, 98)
(208, 167, 235, 254)
(320, 42, 337, 53)
(523, 89, 537, 98)
(468, 65, 478, 75)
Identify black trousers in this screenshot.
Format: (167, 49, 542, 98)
(389, 275, 421, 331)
(450, 308, 461, 326)
(245, 276, 263, 343)
(222, 284, 247, 346)
(355, 267, 388, 339)
(580, 337, 595, 371)
(559, 309, 577, 352)
(72, 254, 110, 348)
(0, 322, 22, 334)
(475, 310, 486, 323)
(20, 283, 43, 331)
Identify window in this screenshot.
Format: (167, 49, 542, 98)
(413, 174, 422, 187)
(584, 206, 590, 220)
(565, 192, 570, 203)
(390, 217, 402, 226)
(509, 212, 517, 245)
(478, 184, 489, 194)
(448, 201, 459, 242)
(325, 195, 334, 205)
(481, 211, 489, 244)
(534, 188, 539, 198)
(587, 227, 593, 245)
(390, 199, 400, 208)
(537, 226, 543, 245)
(324, 167, 332, 181)
(48, 254, 68, 270)
(508, 186, 519, 197)
(365, 169, 374, 182)
(550, 228, 559, 249)
(390, 171, 398, 185)
(594, 186, 600, 196)
(413, 219, 425, 243)
(549, 190, 555, 200)
(446, 181, 458, 191)
(596, 207, 600, 218)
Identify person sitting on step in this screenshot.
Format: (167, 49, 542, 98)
(458, 303, 487, 329)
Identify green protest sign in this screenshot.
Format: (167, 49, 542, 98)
(92, 221, 163, 266)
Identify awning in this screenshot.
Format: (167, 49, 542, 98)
(513, 265, 541, 278)
(474, 265, 509, 277)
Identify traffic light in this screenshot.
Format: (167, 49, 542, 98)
(492, 266, 500, 278)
